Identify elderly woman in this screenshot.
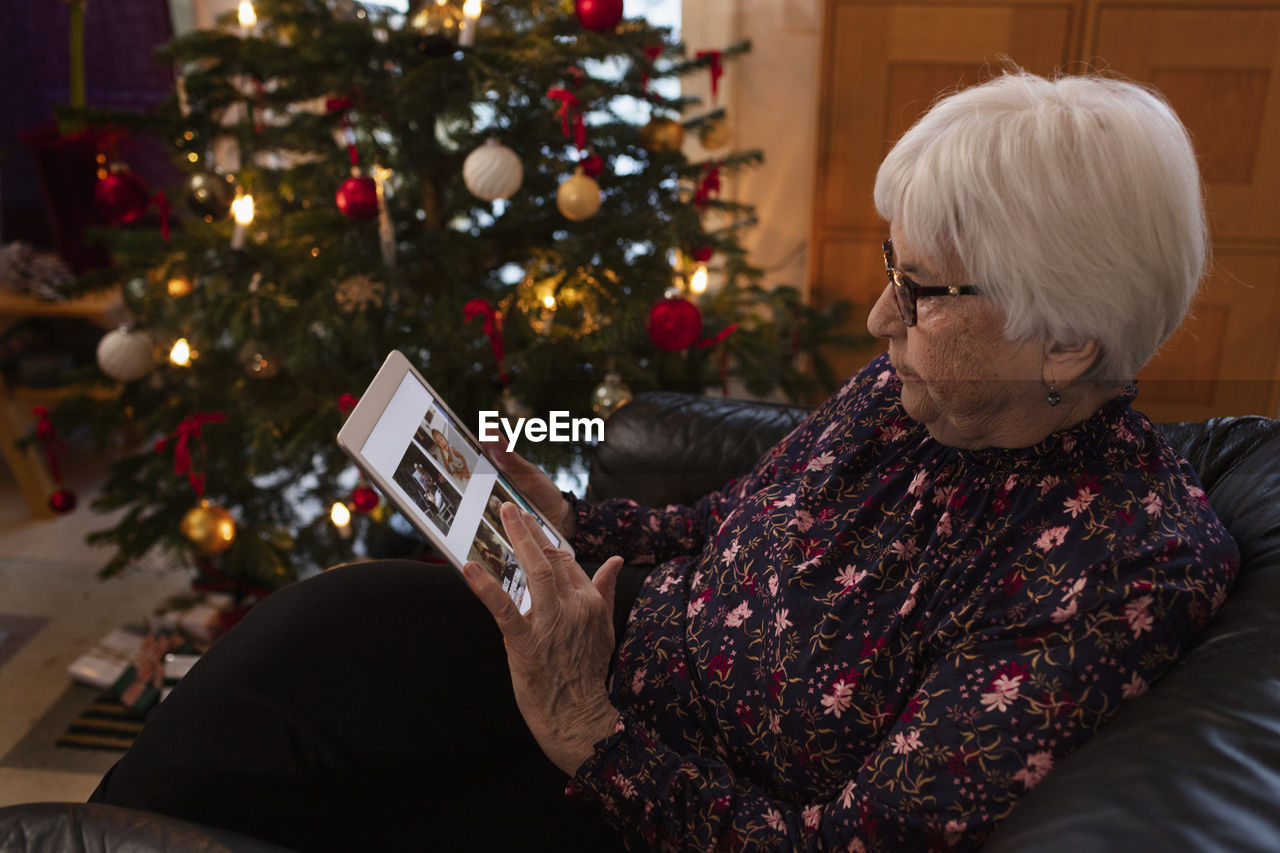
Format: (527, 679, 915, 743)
(93, 72, 1236, 851)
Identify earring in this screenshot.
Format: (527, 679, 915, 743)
(1046, 384, 1062, 407)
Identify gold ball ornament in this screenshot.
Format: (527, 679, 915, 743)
(591, 372, 632, 418)
(167, 275, 194, 297)
(180, 500, 237, 555)
(96, 327, 155, 382)
(641, 117, 685, 154)
(238, 340, 284, 379)
(500, 387, 535, 420)
(556, 168, 602, 221)
(698, 117, 731, 151)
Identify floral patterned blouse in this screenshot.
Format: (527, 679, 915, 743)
(565, 353, 1239, 852)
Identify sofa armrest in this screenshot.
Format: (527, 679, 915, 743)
(587, 392, 809, 507)
(0, 802, 294, 853)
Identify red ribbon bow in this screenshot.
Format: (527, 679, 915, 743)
(154, 412, 227, 498)
(152, 190, 170, 241)
(696, 50, 723, 103)
(31, 406, 65, 483)
(694, 162, 721, 209)
(641, 44, 663, 95)
(326, 96, 360, 165)
(463, 299, 508, 384)
(547, 87, 587, 151)
(697, 322, 737, 349)
(193, 558, 275, 607)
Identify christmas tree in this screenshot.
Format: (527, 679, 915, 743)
(51, 0, 853, 590)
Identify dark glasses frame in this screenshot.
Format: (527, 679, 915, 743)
(882, 239, 980, 326)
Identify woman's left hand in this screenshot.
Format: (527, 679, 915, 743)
(463, 502, 623, 775)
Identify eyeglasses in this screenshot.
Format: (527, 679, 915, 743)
(882, 239, 980, 327)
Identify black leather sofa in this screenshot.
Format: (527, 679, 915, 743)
(3, 391, 1278, 851)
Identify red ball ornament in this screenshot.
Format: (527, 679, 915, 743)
(351, 485, 379, 514)
(94, 166, 151, 226)
(575, 0, 624, 31)
(647, 297, 702, 352)
(336, 175, 378, 220)
(48, 488, 77, 514)
(691, 245, 714, 262)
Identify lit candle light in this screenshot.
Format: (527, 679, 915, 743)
(689, 264, 709, 295)
(238, 0, 257, 32)
(330, 501, 352, 538)
(230, 193, 254, 250)
(540, 291, 556, 335)
(373, 166, 395, 268)
(459, 0, 481, 47)
(170, 338, 192, 367)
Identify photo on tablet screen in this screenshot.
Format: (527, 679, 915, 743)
(413, 407, 479, 494)
(391, 441, 463, 537)
(466, 518, 528, 605)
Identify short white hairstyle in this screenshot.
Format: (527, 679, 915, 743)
(874, 71, 1208, 381)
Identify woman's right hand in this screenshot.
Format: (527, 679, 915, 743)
(481, 441, 577, 539)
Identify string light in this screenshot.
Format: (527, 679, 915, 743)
(330, 502, 351, 527)
(167, 275, 193, 297)
(230, 193, 254, 250)
(169, 338, 192, 367)
(689, 264, 709, 295)
(238, 0, 257, 30)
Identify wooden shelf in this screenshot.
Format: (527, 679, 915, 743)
(0, 284, 127, 518)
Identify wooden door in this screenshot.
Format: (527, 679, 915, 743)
(1086, 0, 1280, 421)
(812, 0, 1083, 381)
(811, 0, 1280, 419)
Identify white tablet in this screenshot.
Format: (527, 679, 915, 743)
(337, 350, 572, 613)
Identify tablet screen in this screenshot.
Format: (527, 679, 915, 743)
(359, 371, 558, 612)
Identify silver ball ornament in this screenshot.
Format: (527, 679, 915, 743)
(463, 139, 524, 202)
(96, 327, 155, 382)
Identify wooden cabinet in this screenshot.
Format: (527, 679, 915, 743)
(812, 0, 1280, 420)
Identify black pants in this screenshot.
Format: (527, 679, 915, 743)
(91, 559, 650, 852)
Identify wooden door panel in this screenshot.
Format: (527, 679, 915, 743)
(1135, 250, 1280, 420)
(1091, 6, 1280, 244)
(816, 1, 1077, 235)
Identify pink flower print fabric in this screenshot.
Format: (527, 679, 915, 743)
(566, 353, 1239, 851)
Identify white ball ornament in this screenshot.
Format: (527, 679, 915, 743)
(96, 327, 155, 382)
(556, 167, 602, 221)
(463, 139, 524, 202)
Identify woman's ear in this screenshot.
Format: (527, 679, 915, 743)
(1044, 338, 1102, 384)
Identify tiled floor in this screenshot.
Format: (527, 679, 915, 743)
(0, 435, 193, 807)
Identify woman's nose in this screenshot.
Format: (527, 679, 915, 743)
(867, 283, 905, 340)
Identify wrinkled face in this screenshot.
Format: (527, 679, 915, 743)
(867, 224, 1047, 448)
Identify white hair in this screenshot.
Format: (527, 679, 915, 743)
(874, 71, 1208, 381)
